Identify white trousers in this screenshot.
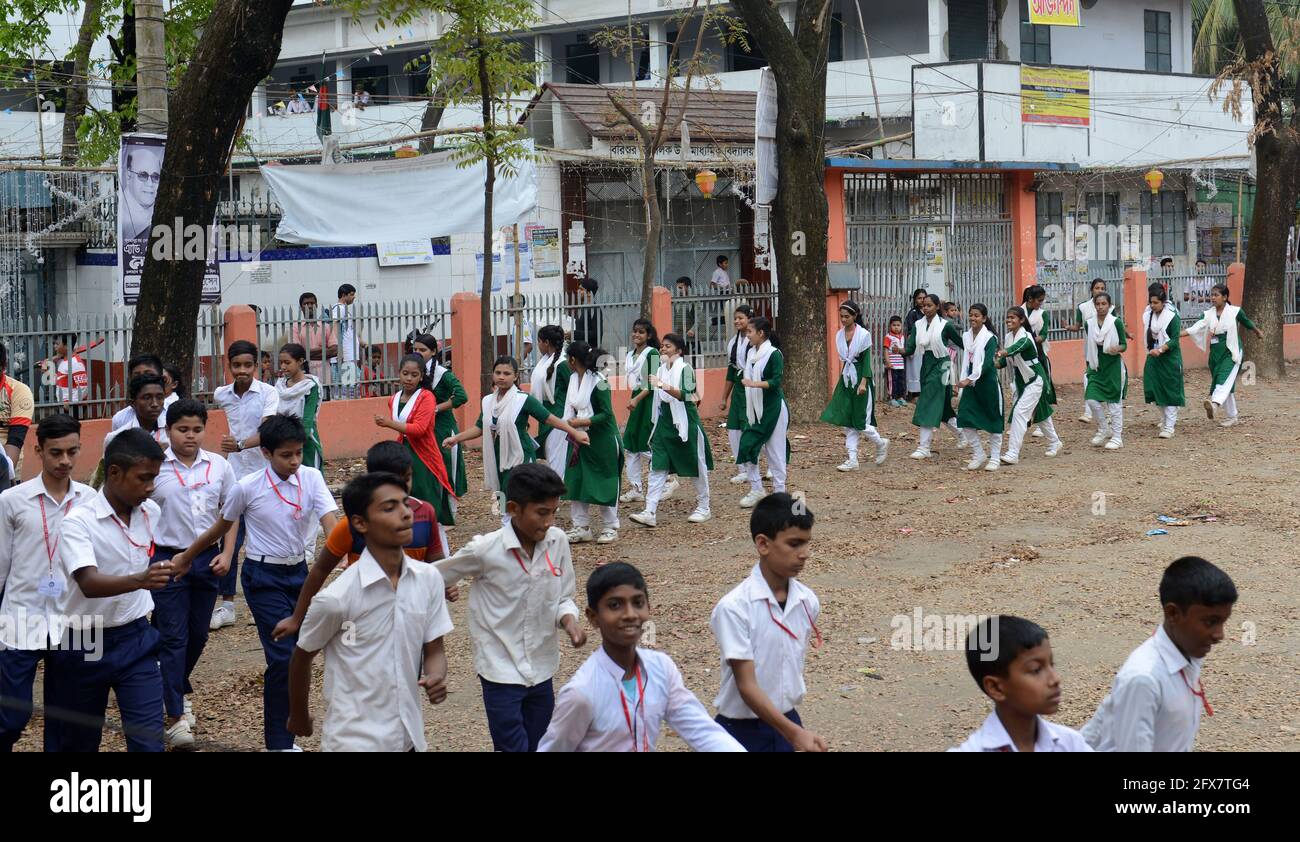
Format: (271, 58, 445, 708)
(572, 501, 619, 530)
(625, 450, 649, 492)
(1081, 370, 1091, 418)
(1087, 400, 1123, 440)
(542, 426, 568, 479)
(1160, 405, 1179, 430)
(1211, 361, 1241, 413)
(646, 435, 711, 515)
(1005, 378, 1058, 459)
(844, 425, 885, 457)
(962, 427, 1003, 462)
(918, 426, 935, 452)
(1221, 393, 1238, 419)
(729, 428, 754, 474)
(748, 402, 789, 494)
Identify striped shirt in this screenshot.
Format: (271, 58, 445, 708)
(884, 333, 906, 369)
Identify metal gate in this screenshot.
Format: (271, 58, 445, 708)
(844, 173, 1014, 390)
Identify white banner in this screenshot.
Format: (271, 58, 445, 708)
(755, 67, 778, 206)
(261, 146, 538, 246)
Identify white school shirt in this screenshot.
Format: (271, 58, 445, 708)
(1081, 625, 1206, 752)
(434, 524, 579, 687)
(0, 477, 93, 649)
(949, 711, 1093, 752)
(214, 380, 280, 478)
(111, 404, 167, 433)
(709, 563, 820, 719)
(220, 466, 336, 560)
(151, 448, 235, 549)
(539, 646, 745, 752)
(710, 267, 732, 289)
(296, 549, 454, 752)
(57, 491, 160, 630)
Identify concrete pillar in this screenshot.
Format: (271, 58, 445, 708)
(535, 34, 553, 87)
(1008, 171, 1039, 299)
(651, 285, 673, 344)
(826, 168, 846, 262)
(648, 20, 666, 81)
(450, 291, 482, 431)
(1122, 267, 1147, 376)
(826, 290, 850, 399)
(222, 305, 259, 385)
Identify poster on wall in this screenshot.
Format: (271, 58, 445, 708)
(1021, 66, 1091, 126)
(527, 226, 561, 279)
(118, 133, 220, 305)
(924, 226, 947, 301)
(1027, 0, 1081, 27)
(377, 240, 436, 266)
(476, 240, 531, 291)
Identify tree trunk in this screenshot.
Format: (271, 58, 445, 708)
(733, 0, 830, 422)
(478, 42, 497, 397)
(60, 0, 103, 165)
(418, 75, 458, 154)
(133, 0, 168, 134)
(639, 150, 661, 317)
(1233, 0, 1300, 380)
(130, 0, 296, 378)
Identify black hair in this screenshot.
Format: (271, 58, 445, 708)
(661, 332, 687, 354)
(749, 316, 780, 349)
(414, 334, 439, 353)
(398, 353, 434, 393)
(56, 332, 77, 349)
(926, 293, 942, 309)
(260, 350, 271, 360)
(280, 343, 308, 366)
(163, 364, 187, 398)
(750, 492, 815, 540)
(298, 291, 317, 307)
(1022, 284, 1046, 304)
(888, 314, 903, 325)
(259, 414, 307, 452)
(165, 398, 208, 428)
(338, 283, 356, 298)
(1148, 283, 1168, 302)
(632, 318, 660, 350)
(129, 372, 166, 400)
(126, 353, 164, 377)
(228, 340, 258, 362)
(1159, 556, 1238, 609)
(943, 300, 960, 311)
(586, 561, 648, 609)
(537, 325, 566, 384)
(342, 472, 408, 521)
(105, 427, 165, 472)
(716, 254, 728, 266)
(366, 440, 413, 476)
(492, 355, 520, 378)
(968, 302, 989, 321)
(579, 277, 599, 293)
(566, 340, 605, 372)
(911, 287, 927, 305)
(504, 461, 566, 507)
(734, 303, 755, 320)
(0, 341, 6, 368)
(510, 292, 527, 306)
(965, 615, 1049, 693)
(1093, 291, 1113, 306)
(36, 412, 81, 444)
(839, 300, 866, 328)
(1090, 278, 1108, 291)
(675, 275, 692, 288)
(1160, 257, 1174, 266)
(1007, 305, 1029, 326)
(1211, 283, 1230, 302)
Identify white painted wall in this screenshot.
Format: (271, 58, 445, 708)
(999, 0, 1193, 74)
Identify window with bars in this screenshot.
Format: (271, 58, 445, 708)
(1036, 192, 1064, 259)
(1145, 10, 1172, 73)
(1141, 191, 1187, 256)
(1020, 0, 1051, 64)
(1084, 193, 1119, 226)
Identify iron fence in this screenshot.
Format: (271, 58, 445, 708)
(671, 283, 777, 371)
(1040, 272, 1126, 342)
(489, 291, 645, 380)
(1287, 261, 1300, 324)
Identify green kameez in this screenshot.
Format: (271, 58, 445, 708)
(1030, 309, 1058, 407)
(1143, 312, 1185, 408)
(956, 334, 1004, 433)
(1084, 317, 1128, 403)
(650, 365, 714, 477)
(724, 347, 748, 430)
(565, 382, 623, 506)
(433, 369, 469, 496)
(1205, 309, 1256, 395)
(998, 334, 1055, 423)
(737, 350, 790, 465)
(301, 380, 324, 470)
(621, 348, 660, 453)
(476, 393, 553, 494)
(904, 320, 963, 428)
(538, 360, 572, 461)
(820, 345, 877, 430)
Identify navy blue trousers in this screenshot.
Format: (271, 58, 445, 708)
(151, 545, 221, 718)
(715, 709, 802, 753)
(0, 647, 61, 751)
(479, 676, 554, 752)
(218, 518, 246, 598)
(242, 559, 306, 750)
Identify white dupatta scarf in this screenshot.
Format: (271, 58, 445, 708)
(480, 386, 527, 491)
(914, 315, 950, 360)
(1085, 312, 1120, 372)
(563, 370, 601, 422)
(430, 363, 448, 391)
(650, 355, 690, 442)
(960, 327, 995, 384)
(835, 324, 872, 388)
(1186, 304, 1242, 364)
(744, 340, 777, 424)
(275, 374, 320, 419)
(1143, 306, 1176, 352)
(1027, 307, 1050, 352)
(529, 353, 559, 404)
(1003, 327, 1037, 383)
(390, 386, 427, 424)
(625, 346, 653, 392)
(726, 332, 751, 372)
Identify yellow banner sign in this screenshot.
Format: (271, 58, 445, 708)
(1021, 66, 1090, 126)
(1027, 0, 1081, 27)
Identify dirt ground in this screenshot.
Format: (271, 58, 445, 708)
(15, 363, 1300, 752)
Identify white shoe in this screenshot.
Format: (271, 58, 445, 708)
(728, 472, 749, 485)
(964, 457, 983, 471)
(875, 439, 889, 465)
(1031, 426, 1043, 438)
(739, 491, 764, 508)
(183, 697, 195, 729)
(629, 511, 657, 528)
(984, 459, 1000, 471)
(909, 449, 931, 460)
(269, 744, 304, 752)
(661, 478, 680, 500)
(1157, 428, 1173, 439)
(1203, 399, 1215, 420)
(1079, 413, 1092, 423)
(1045, 441, 1063, 457)
(836, 459, 859, 472)
(595, 529, 618, 544)
(166, 718, 196, 750)
(1219, 417, 1238, 428)
(1105, 438, 1122, 450)
(210, 602, 235, 631)
(619, 489, 644, 504)
(765, 469, 773, 480)
(566, 526, 594, 543)
(1090, 433, 1107, 447)
(1000, 453, 1019, 465)
(687, 509, 712, 523)
(955, 436, 969, 449)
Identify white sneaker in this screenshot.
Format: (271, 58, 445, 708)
(1219, 417, 1239, 428)
(1079, 413, 1092, 423)
(1157, 428, 1173, 439)
(984, 459, 1000, 471)
(1104, 438, 1123, 450)
(875, 439, 889, 465)
(1000, 453, 1019, 465)
(619, 489, 645, 504)
(183, 697, 195, 729)
(1203, 399, 1215, 420)
(1031, 426, 1043, 438)
(661, 478, 680, 500)
(955, 436, 969, 450)
(595, 529, 618, 544)
(909, 449, 931, 460)
(964, 457, 984, 471)
(739, 491, 764, 508)
(764, 469, 773, 480)
(687, 509, 712, 524)
(836, 459, 859, 472)
(565, 526, 594, 544)
(629, 511, 657, 528)
(269, 744, 304, 752)
(166, 718, 196, 750)
(1090, 433, 1107, 447)
(210, 602, 235, 631)
(728, 472, 749, 485)
(1045, 441, 1063, 457)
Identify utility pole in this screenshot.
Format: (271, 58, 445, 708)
(135, 0, 169, 133)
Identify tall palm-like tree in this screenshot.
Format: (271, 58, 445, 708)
(1193, 0, 1299, 80)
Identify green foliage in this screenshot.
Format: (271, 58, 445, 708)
(1193, 0, 1299, 79)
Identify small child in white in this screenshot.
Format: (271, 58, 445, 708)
(950, 615, 1091, 752)
(1082, 556, 1236, 752)
(538, 562, 743, 752)
(288, 472, 452, 752)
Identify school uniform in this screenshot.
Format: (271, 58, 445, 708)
(430, 363, 469, 498)
(150, 448, 235, 720)
(538, 646, 744, 752)
(1185, 304, 1256, 421)
(903, 306, 924, 395)
(111, 404, 166, 433)
(1142, 306, 1185, 433)
(621, 346, 660, 495)
(222, 465, 336, 750)
(104, 413, 169, 449)
(434, 524, 578, 752)
(949, 711, 1092, 752)
(529, 356, 571, 481)
(643, 356, 712, 518)
(997, 327, 1061, 462)
(0, 477, 92, 751)
(296, 549, 453, 751)
(955, 327, 1003, 468)
(723, 333, 752, 472)
(710, 563, 820, 752)
(903, 315, 962, 456)
(1082, 625, 1210, 752)
(476, 387, 554, 515)
(1077, 299, 1097, 420)
(214, 379, 280, 598)
(1025, 307, 1058, 411)
(562, 370, 622, 532)
(738, 341, 790, 493)
(1084, 314, 1128, 447)
(276, 375, 325, 470)
(49, 491, 164, 752)
(820, 324, 886, 466)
